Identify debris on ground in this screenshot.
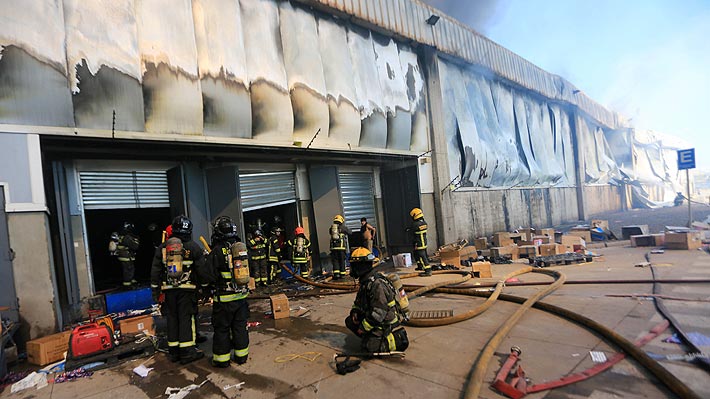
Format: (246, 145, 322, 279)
(52, 367, 94, 383)
(0, 371, 30, 388)
(246, 321, 262, 329)
(223, 382, 245, 390)
(132, 364, 153, 378)
(10, 371, 48, 393)
(274, 351, 322, 363)
(589, 351, 608, 363)
(165, 380, 208, 399)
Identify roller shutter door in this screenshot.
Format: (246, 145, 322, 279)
(79, 171, 170, 210)
(239, 171, 297, 212)
(338, 172, 376, 231)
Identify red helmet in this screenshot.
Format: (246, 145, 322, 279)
(295, 226, 305, 236)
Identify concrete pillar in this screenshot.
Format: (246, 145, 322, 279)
(570, 110, 587, 221)
(422, 48, 456, 246)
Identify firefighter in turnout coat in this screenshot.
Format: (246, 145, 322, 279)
(345, 247, 409, 353)
(115, 221, 140, 288)
(409, 208, 431, 276)
(151, 216, 205, 364)
(287, 226, 311, 278)
(203, 216, 250, 367)
(330, 215, 351, 280)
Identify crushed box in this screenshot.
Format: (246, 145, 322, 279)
(567, 229, 592, 243)
(270, 294, 290, 320)
(439, 246, 477, 268)
(561, 235, 586, 252)
(119, 314, 155, 335)
(664, 232, 702, 250)
(27, 330, 72, 366)
(492, 232, 514, 247)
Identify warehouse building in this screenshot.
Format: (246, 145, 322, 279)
(1, 0, 635, 340)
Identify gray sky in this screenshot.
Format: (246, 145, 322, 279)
(423, 0, 710, 168)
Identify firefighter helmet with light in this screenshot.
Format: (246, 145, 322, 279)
(213, 216, 238, 240)
(122, 221, 135, 234)
(295, 226, 305, 236)
(171, 215, 193, 237)
(333, 214, 345, 224)
(409, 208, 424, 220)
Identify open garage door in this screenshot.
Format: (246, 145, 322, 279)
(239, 171, 296, 211)
(79, 171, 170, 210)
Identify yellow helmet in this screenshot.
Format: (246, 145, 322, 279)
(333, 214, 345, 224)
(410, 208, 424, 220)
(349, 247, 375, 263)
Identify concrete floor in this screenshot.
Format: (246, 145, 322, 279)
(2, 246, 710, 399)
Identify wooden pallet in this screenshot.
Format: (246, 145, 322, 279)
(65, 339, 155, 371)
(531, 254, 593, 268)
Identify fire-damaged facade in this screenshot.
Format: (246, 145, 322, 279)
(1, 0, 649, 340)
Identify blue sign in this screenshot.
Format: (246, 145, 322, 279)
(678, 148, 696, 170)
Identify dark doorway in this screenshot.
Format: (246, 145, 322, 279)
(381, 162, 421, 255)
(84, 207, 171, 292)
(242, 203, 298, 243)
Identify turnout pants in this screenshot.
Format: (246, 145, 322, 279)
(331, 250, 347, 278)
(119, 259, 135, 286)
(345, 315, 409, 353)
(163, 289, 197, 349)
(212, 299, 250, 365)
(413, 249, 430, 271)
(268, 261, 279, 284)
(251, 258, 268, 285)
(295, 261, 309, 278)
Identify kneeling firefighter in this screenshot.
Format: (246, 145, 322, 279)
(345, 248, 409, 353)
(204, 216, 251, 367)
(151, 216, 206, 364)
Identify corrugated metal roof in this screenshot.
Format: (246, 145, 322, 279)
(296, 0, 625, 129)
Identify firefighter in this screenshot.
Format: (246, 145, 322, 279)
(150, 215, 205, 364)
(203, 216, 250, 368)
(267, 226, 283, 285)
(247, 228, 268, 286)
(116, 222, 140, 288)
(409, 208, 431, 276)
(345, 247, 409, 353)
(287, 226, 311, 278)
(330, 215, 351, 280)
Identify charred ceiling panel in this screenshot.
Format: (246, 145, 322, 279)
(398, 47, 428, 152)
(136, 0, 203, 134)
(192, 0, 251, 138)
(64, 0, 144, 131)
(279, 2, 329, 146)
(439, 58, 578, 188)
(242, 0, 293, 143)
(371, 35, 410, 151)
(348, 26, 387, 149)
(0, 0, 74, 127)
(317, 18, 361, 148)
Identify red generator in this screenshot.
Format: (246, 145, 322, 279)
(68, 323, 114, 359)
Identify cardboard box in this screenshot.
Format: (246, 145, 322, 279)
(591, 220, 609, 231)
(439, 246, 478, 268)
(27, 330, 72, 366)
(474, 238, 488, 250)
(492, 232, 513, 247)
(470, 261, 492, 278)
(539, 228, 555, 238)
(518, 245, 539, 258)
(490, 245, 519, 260)
(518, 228, 535, 241)
(665, 232, 702, 250)
(270, 294, 290, 320)
(622, 225, 649, 240)
(119, 314, 155, 335)
(539, 243, 566, 256)
(630, 235, 655, 247)
(561, 235, 586, 252)
(652, 233, 665, 246)
(393, 253, 412, 267)
(531, 235, 551, 245)
(567, 229, 592, 243)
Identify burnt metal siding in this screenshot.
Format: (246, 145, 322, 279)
(79, 171, 169, 210)
(239, 171, 297, 212)
(338, 172, 376, 231)
(296, 0, 623, 129)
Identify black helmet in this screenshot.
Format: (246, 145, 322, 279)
(213, 216, 238, 241)
(122, 221, 135, 234)
(171, 215, 193, 238)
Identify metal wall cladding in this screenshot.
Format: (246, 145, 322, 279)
(296, 0, 623, 129)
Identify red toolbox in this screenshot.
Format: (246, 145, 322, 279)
(68, 323, 114, 359)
